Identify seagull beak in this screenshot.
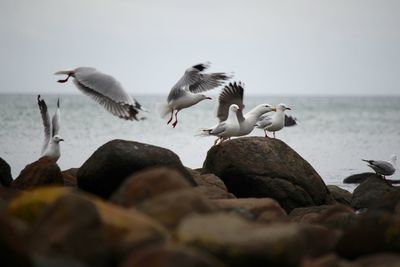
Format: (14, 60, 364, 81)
(206, 97, 212, 100)
(286, 107, 291, 110)
(60, 139, 64, 142)
(271, 107, 277, 112)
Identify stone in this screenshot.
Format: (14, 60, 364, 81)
(327, 185, 352, 206)
(77, 139, 195, 198)
(62, 168, 79, 187)
(188, 169, 235, 199)
(0, 157, 13, 187)
(343, 172, 377, 184)
(202, 137, 332, 212)
(11, 157, 63, 190)
(111, 168, 192, 207)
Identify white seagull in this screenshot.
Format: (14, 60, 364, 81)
(256, 103, 296, 138)
(37, 95, 64, 162)
(199, 104, 240, 145)
(161, 62, 232, 128)
(55, 67, 145, 121)
(362, 154, 397, 178)
(216, 82, 276, 137)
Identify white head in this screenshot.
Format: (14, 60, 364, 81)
(229, 104, 240, 114)
(277, 103, 291, 112)
(255, 103, 277, 114)
(53, 135, 64, 143)
(390, 154, 397, 165)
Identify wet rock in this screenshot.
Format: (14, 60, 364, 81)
(351, 176, 395, 210)
(137, 188, 217, 230)
(0, 157, 13, 187)
(77, 139, 195, 198)
(202, 137, 332, 212)
(120, 244, 226, 267)
(336, 210, 400, 259)
(111, 168, 192, 207)
(354, 253, 400, 267)
(189, 169, 235, 199)
(28, 194, 111, 267)
(11, 157, 63, 190)
(62, 168, 79, 187)
(371, 188, 400, 214)
(212, 198, 287, 223)
(327, 185, 352, 206)
(343, 172, 377, 184)
(177, 213, 338, 267)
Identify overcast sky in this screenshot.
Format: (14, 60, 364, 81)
(1, 0, 399, 95)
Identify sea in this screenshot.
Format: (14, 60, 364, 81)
(1, 94, 399, 191)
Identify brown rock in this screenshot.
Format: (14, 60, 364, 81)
(327, 185, 352, 206)
(11, 157, 63, 190)
(0, 157, 13, 187)
(111, 168, 192, 207)
(189, 169, 235, 199)
(355, 253, 400, 267)
(62, 168, 79, 187)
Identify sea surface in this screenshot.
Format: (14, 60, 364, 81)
(1, 94, 399, 191)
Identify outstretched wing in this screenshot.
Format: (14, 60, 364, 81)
(37, 95, 51, 154)
(52, 98, 61, 137)
(73, 67, 143, 120)
(284, 115, 297, 127)
(217, 82, 245, 122)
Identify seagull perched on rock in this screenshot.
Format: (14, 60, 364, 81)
(362, 154, 397, 179)
(199, 104, 240, 145)
(217, 81, 276, 137)
(37, 95, 64, 162)
(256, 103, 296, 138)
(161, 62, 232, 128)
(55, 67, 145, 120)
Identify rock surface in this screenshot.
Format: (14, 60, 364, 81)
(0, 157, 13, 187)
(343, 172, 378, 184)
(77, 139, 195, 198)
(202, 137, 332, 212)
(11, 157, 63, 190)
(327, 185, 352, 206)
(189, 169, 235, 199)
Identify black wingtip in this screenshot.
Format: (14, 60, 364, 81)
(57, 98, 60, 108)
(192, 63, 209, 72)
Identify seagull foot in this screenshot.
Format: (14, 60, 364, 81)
(57, 75, 71, 83)
(172, 121, 178, 128)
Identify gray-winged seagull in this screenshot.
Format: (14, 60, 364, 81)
(256, 103, 296, 138)
(362, 154, 397, 178)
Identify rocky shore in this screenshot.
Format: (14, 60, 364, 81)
(1, 137, 400, 267)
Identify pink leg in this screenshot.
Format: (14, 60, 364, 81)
(57, 74, 71, 83)
(167, 110, 174, 125)
(172, 110, 179, 128)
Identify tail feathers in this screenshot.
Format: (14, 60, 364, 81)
(158, 103, 172, 119)
(195, 129, 212, 137)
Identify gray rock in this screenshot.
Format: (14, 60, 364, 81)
(328, 185, 352, 206)
(0, 157, 12, 187)
(343, 172, 379, 184)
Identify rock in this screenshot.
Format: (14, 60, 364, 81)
(188, 169, 235, 199)
(137, 188, 217, 230)
(0, 157, 13, 187)
(290, 204, 357, 231)
(62, 168, 79, 187)
(327, 185, 352, 206)
(11, 157, 63, 190)
(351, 176, 395, 210)
(28, 194, 111, 267)
(202, 137, 332, 212)
(371, 188, 400, 213)
(354, 253, 400, 267)
(111, 168, 192, 207)
(336, 210, 400, 259)
(0, 214, 33, 267)
(77, 139, 195, 198)
(300, 254, 353, 267)
(212, 198, 288, 223)
(177, 213, 338, 267)
(343, 172, 377, 184)
(120, 244, 226, 267)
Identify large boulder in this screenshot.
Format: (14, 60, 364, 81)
(327, 185, 352, 206)
(0, 157, 13, 187)
(343, 172, 378, 184)
(77, 140, 195, 198)
(189, 168, 235, 199)
(11, 157, 63, 190)
(202, 137, 332, 212)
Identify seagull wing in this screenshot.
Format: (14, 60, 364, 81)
(284, 115, 297, 127)
(256, 113, 273, 128)
(217, 82, 245, 122)
(37, 95, 51, 154)
(73, 67, 143, 120)
(51, 98, 61, 137)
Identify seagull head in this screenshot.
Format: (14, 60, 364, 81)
(229, 104, 240, 113)
(277, 103, 291, 111)
(53, 135, 64, 143)
(390, 154, 397, 165)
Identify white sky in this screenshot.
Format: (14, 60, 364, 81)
(0, 0, 399, 95)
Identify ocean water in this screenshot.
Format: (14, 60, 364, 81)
(1, 94, 399, 191)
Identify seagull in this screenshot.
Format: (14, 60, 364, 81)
(199, 104, 240, 145)
(37, 95, 64, 162)
(256, 103, 295, 138)
(55, 67, 145, 121)
(216, 81, 276, 137)
(161, 62, 232, 128)
(362, 154, 397, 178)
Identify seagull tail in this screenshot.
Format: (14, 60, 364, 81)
(54, 69, 74, 75)
(195, 129, 212, 137)
(158, 103, 172, 119)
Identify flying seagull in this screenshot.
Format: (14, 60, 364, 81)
(217, 81, 276, 137)
(37, 95, 64, 161)
(362, 154, 397, 178)
(256, 103, 295, 138)
(161, 62, 232, 128)
(55, 67, 145, 121)
(198, 104, 240, 145)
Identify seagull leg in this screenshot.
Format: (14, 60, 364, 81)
(167, 110, 174, 125)
(264, 130, 268, 137)
(57, 74, 71, 83)
(214, 138, 219, 146)
(172, 111, 179, 128)
(273, 132, 276, 138)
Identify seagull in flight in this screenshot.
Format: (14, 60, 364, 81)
(37, 95, 64, 162)
(216, 81, 276, 137)
(55, 67, 145, 121)
(161, 62, 232, 128)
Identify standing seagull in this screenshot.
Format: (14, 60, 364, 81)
(362, 154, 397, 179)
(161, 62, 232, 128)
(217, 82, 276, 137)
(55, 67, 145, 120)
(199, 104, 241, 145)
(37, 95, 64, 162)
(256, 103, 295, 138)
